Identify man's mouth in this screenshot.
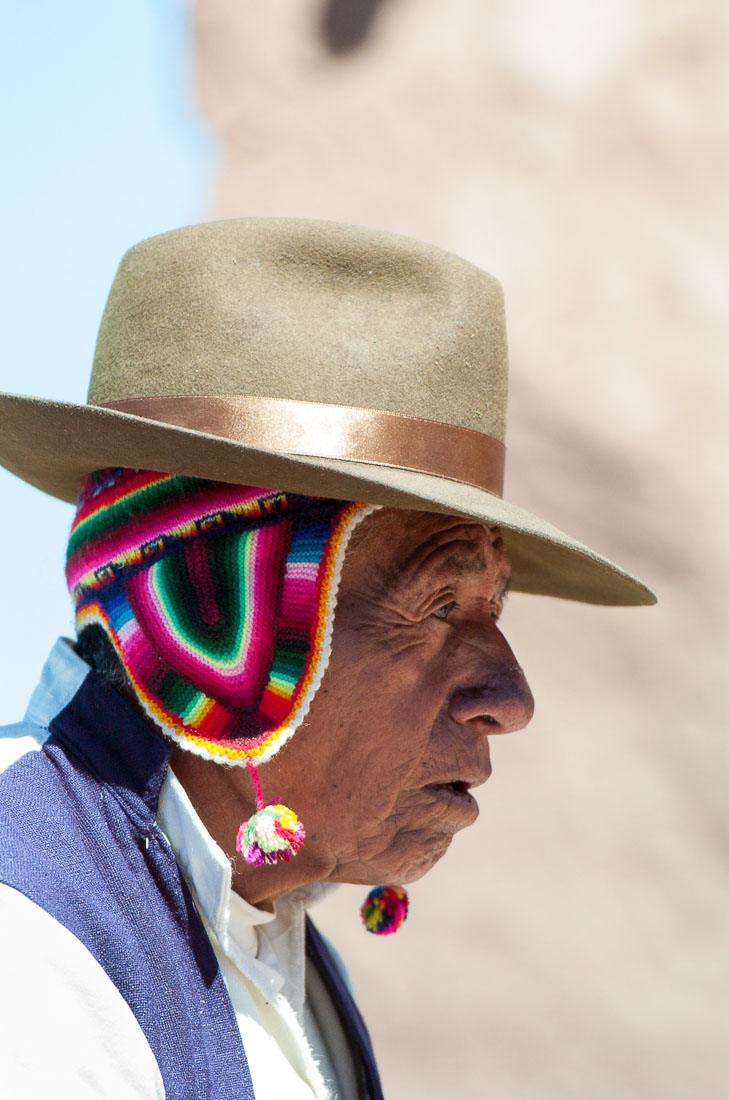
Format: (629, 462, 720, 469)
(422, 779, 476, 804)
(421, 761, 492, 812)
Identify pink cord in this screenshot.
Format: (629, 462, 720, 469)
(246, 757, 265, 811)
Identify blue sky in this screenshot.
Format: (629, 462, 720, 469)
(0, 0, 214, 715)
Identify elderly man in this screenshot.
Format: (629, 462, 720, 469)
(0, 219, 654, 1099)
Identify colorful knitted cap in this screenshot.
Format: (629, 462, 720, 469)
(66, 468, 369, 766)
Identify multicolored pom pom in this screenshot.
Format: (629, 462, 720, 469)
(360, 885, 409, 935)
(235, 757, 305, 866)
(236, 803, 306, 866)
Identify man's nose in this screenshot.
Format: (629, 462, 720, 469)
(447, 627, 535, 735)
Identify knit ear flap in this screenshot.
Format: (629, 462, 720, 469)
(66, 468, 372, 767)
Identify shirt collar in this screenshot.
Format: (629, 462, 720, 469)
(24, 637, 90, 730)
(156, 765, 277, 956)
(157, 766, 326, 1013)
(156, 762, 339, 1016)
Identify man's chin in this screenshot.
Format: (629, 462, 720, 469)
(371, 831, 455, 886)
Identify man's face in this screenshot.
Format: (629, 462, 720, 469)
(267, 508, 534, 887)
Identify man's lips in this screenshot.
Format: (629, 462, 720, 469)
(421, 767, 492, 808)
(424, 779, 473, 795)
(422, 764, 492, 793)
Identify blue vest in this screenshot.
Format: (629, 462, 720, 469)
(0, 666, 384, 1100)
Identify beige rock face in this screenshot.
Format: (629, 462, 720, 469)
(194, 3, 728, 1097)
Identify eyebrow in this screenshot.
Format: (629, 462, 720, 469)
(445, 550, 512, 598)
(441, 549, 487, 578)
(375, 525, 513, 597)
(442, 547, 511, 590)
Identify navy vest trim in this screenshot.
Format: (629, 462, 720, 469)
(306, 918, 385, 1100)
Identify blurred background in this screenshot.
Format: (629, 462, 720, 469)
(1, 2, 727, 1097)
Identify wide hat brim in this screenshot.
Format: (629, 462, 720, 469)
(0, 392, 655, 606)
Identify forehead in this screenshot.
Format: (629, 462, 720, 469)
(346, 507, 510, 590)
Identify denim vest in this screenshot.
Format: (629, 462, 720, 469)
(0, 653, 383, 1100)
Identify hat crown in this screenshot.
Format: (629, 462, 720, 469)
(88, 218, 509, 443)
(0, 216, 656, 604)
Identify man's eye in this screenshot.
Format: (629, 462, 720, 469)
(432, 601, 458, 622)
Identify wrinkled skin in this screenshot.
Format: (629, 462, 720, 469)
(171, 509, 534, 907)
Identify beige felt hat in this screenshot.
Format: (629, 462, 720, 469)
(0, 217, 654, 606)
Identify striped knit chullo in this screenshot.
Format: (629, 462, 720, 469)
(65, 468, 369, 768)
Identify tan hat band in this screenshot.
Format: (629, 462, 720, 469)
(100, 394, 506, 497)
